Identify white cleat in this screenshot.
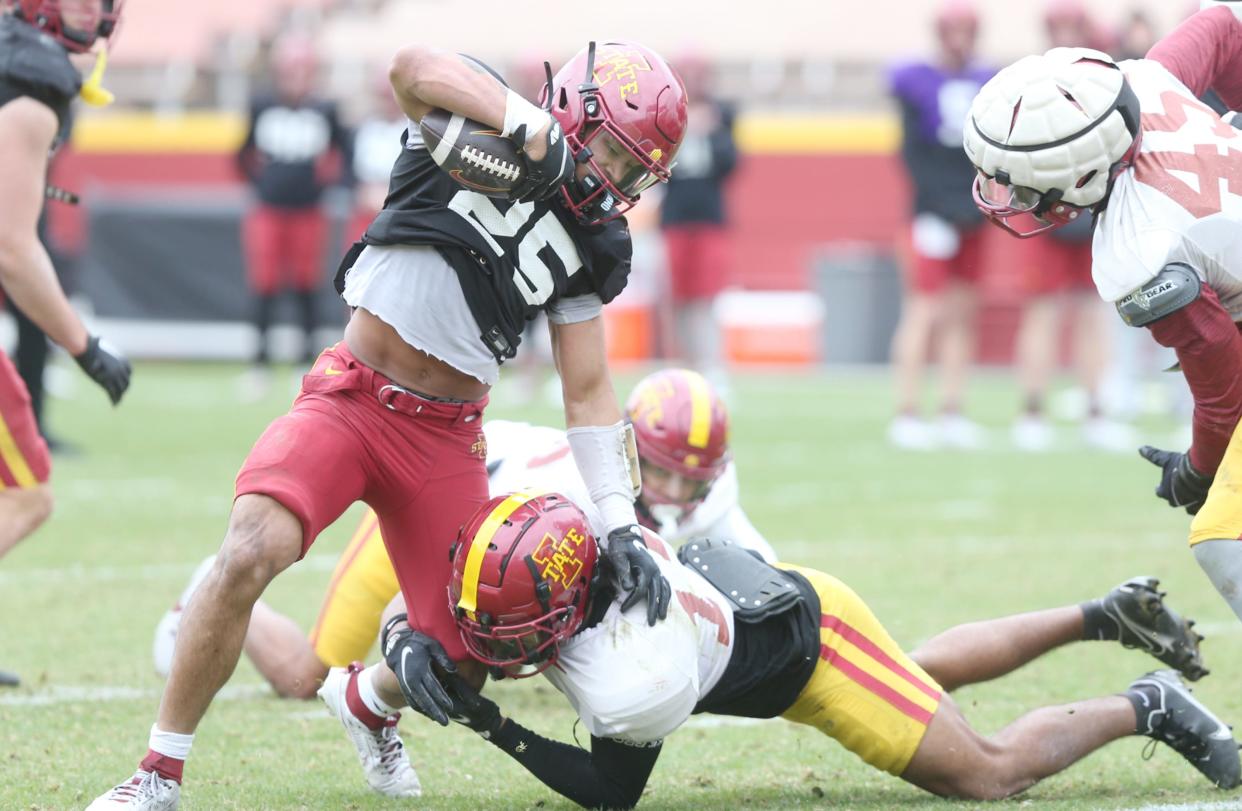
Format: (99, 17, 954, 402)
(1011, 415, 1054, 452)
(319, 664, 422, 798)
(1081, 417, 1137, 452)
(153, 555, 217, 677)
(235, 365, 273, 404)
(938, 414, 986, 450)
(86, 770, 180, 810)
(888, 415, 939, 450)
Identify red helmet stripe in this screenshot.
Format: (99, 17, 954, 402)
(457, 490, 545, 617)
(684, 371, 713, 449)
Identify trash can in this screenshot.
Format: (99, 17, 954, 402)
(813, 244, 901, 364)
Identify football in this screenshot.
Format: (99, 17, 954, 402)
(418, 108, 525, 198)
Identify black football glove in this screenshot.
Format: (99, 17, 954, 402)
(509, 118, 575, 203)
(443, 673, 504, 739)
(74, 335, 131, 405)
(605, 525, 671, 627)
(1139, 445, 1213, 515)
(381, 614, 456, 726)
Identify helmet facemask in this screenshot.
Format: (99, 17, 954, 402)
(457, 605, 572, 679)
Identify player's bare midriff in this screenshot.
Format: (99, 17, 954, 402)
(344, 307, 490, 402)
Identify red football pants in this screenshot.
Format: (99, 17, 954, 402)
(242, 205, 328, 295)
(234, 343, 490, 659)
(0, 350, 49, 488)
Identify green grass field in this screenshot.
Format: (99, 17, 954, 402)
(2, 362, 1237, 810)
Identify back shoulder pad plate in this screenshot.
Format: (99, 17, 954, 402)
(676, 537, 802, 623)
(1116, 263, 1202, 327)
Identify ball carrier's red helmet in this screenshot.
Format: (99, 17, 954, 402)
(544, 41, 688, 224)
(448, 491, 602, 678)
(16, 0, 123, 53)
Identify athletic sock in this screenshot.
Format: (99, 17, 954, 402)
(345, 663, 397, 730)
(1080, 598, 1120, 641)
(141, 725, 193, 783)
(1125, 683, 1162, 734)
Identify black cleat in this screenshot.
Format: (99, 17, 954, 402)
(1131, 670, 1240, 789)
(0, 669, 18, 687)
(1101, 576, 1208, 680)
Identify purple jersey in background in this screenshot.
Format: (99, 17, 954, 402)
(889, 61, 995, 226)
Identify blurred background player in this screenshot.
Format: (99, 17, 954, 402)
(152, 368, 771, 703)
(658, 52, 738, 392)
(236, 33, 350, 399)
(347, 65, 405, 242)
(0, 0, 132, 684)
(1007, 0, 1133, 452)
(887, 1, 994, 450)
(964, 7, 1242, 629)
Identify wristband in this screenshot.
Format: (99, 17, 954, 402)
(501, 89, 552, 144)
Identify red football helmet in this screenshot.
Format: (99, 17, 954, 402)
(16, 0, 122, 53)
(626, 369, 730, 520)
(448, 491, 600, 678)
(544, 40, 687, 224)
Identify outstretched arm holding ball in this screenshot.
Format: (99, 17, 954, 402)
(388, 46, 573, 201)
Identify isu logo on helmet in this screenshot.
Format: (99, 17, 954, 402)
(447, 491, 600, 678)
(963, 48, 1141, 238)
(626, 369, 730, 522)
(544, 40, 687, 225)
(17, 0, 123, 53)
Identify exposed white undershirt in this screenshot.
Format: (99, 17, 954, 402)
(341, 244, 501, 385)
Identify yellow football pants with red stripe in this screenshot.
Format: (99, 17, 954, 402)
(778, 565, 943, 776)
(309, 509, 400, 666)
(1190, 418, 1242, 547)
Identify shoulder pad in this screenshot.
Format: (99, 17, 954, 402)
(1116, 263, 1202, 327)
(676, 538, 801, 622)
(0, 16, 79, 105)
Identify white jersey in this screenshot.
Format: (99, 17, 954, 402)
(544, 532, 735, 744)
(482, 419, 740, 744)
(1092, 58, 1242, 318)
(483, 420, 776, 561)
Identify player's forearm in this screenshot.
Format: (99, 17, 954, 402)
(389, 45, 507, 127)
(488, 720, 653, 809)
(1145, 289, 1242, 474)
(1148, 6, 1242, 109)
(0, 236, 88, 355)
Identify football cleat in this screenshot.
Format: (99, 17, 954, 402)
(1130, 670, 1241, 789)
(85, 769, 180, 810)
(318, 664, 422, 798)
(0, 668, 19, 687)
(888, 415, 938, 451)
(1100, 576, 1208, 681)
(153, 556, 216, 678)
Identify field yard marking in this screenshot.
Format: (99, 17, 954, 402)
(1119, 802, 1242, 811)
(681, 716, 779, 729)
(0, 683, 269, 707)
(0, 553, 339, 585)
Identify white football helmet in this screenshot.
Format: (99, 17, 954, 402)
(963, 48, 1141, 237)
(1202, 1, 1242, 21)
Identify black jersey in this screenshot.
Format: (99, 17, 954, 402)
(342, 123, 632, 363)
(0, 14, 79, 145)
(237, 93, 350, 209)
